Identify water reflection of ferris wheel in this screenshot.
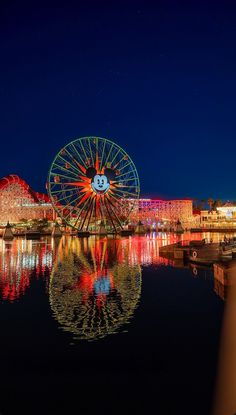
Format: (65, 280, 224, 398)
(49, 237, 142, 341)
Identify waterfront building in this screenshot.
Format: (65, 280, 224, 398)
(200, 203, 236, 229)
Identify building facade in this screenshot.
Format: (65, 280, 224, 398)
(200, 203, 236, 229)
(0, 175, 55, 224)
(128, 198, 195, 229)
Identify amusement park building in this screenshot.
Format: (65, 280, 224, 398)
(129, 198, 194, 228)
(0, 175, 194, 226)
(0, 175, 55, 224)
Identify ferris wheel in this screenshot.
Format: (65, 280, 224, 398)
(47, 136, 140, 233)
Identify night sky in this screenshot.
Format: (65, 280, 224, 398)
(1, 1, 236, 199)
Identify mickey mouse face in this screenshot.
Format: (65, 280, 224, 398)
(92, 174, 110, 194)
(86, 167, 115, 196)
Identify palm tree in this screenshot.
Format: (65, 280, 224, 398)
(207, 198, 214, 211)
(193, 199, 205, 210)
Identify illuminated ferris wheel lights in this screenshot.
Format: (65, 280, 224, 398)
(47, 137, 140, 234)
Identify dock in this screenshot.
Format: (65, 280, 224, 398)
(159, 240, 236, 265)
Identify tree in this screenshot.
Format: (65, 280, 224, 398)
(207, 198, 214, 211)
(19, 218, 28, 223)
(193, 199, 205, 210)
(28, 218, 49, 231)
(215, 199, 222, 208)
(37, 218, 49, 231)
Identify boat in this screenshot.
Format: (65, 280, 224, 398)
(25, 228, 41, 240)
(119, 229, 134, 236)
(77, 231, 90, 237)
(189, 242, 234, 264)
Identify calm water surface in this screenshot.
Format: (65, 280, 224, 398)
(0, 233, 228, 414)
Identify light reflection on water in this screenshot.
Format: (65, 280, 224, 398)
(0, 234, 177, 340)
(49, 235, 180, 340)
(0, 232, 234, 340)
(0, 234, 177, 305)
(0, 232, 235, 414)
(0, 238, 54, 301)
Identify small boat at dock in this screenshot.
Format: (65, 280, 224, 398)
(159, 238, 236, 265)
(25, 229, 41, 240)
(189, 242, 234, 264)
(120, 229, 134, 236)
(77, 231, 90, 237)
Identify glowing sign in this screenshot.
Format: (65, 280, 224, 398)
(91, 174, 110, 195)
(86, 167, 115, 196)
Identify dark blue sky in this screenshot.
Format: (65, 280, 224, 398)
(1, 0, 236, 199)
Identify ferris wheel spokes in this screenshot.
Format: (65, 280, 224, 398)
(48, 136, 140, 233)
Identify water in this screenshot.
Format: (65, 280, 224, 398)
(0, 234, 228, 414)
